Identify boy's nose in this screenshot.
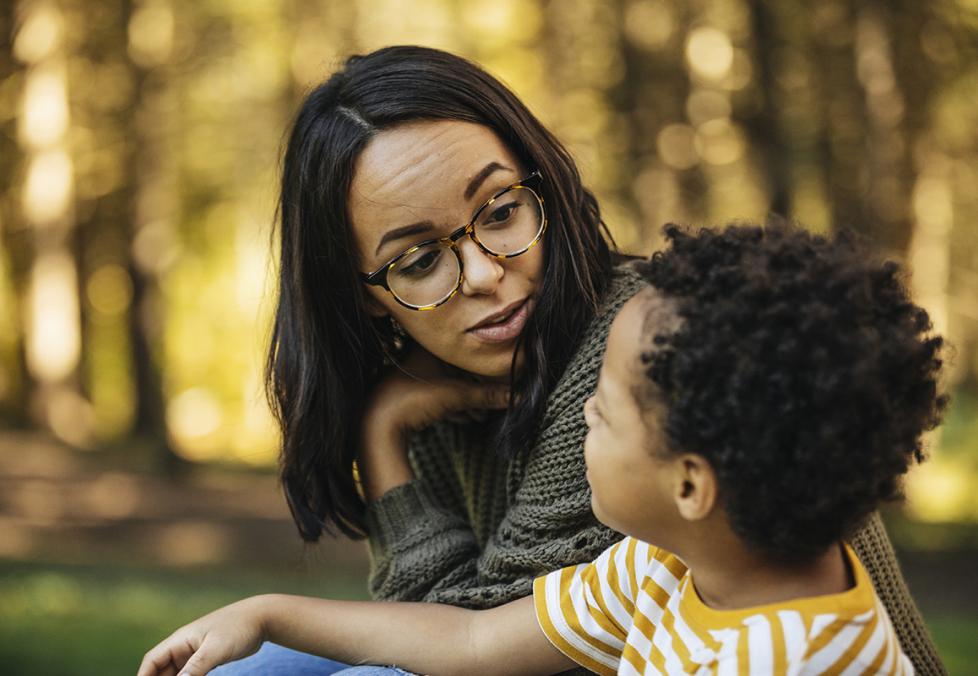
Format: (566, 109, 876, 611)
(458, 238, 503, 296)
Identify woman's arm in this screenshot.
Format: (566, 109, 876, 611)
(365, 424, 484, 602)
(357, 346, 510, 502)
(368, 268, 646, 607)
(137, 595, 571, 676)
(358, 346, 510, 602)
(365, 363, 617, 608)
(423, 398, 622, 607)
(850, 512, 947, 676)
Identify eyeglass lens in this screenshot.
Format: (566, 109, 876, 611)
(387, 185, 544, 308)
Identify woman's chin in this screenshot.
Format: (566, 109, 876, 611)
(457, 343, 522, 381)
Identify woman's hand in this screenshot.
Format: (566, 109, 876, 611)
(359, 346, 510, 501)
(137, 596, 270, 676)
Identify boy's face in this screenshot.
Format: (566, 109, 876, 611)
(583, 290, 684, 544)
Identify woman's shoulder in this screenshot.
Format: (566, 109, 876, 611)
(605, 258, 648, 308)
(590, 259, 648, 340)
(539, 260, 648, 420)
(582, 260, 649, 351)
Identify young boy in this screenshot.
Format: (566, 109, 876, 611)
(140, 223, 945, 676)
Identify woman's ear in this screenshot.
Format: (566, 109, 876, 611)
(363, 293, 388, 318)
(673, 454, 717, 521)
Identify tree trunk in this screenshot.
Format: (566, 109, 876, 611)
(121, 0, 182, 470)
(744, 0, 790, 217)
(0, 1, 31, 426)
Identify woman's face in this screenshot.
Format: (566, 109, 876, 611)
(350, 120, 544, 379)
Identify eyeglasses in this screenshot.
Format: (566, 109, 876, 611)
(361, 171, 547, 311)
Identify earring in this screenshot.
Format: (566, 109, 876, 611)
(390, 316, 409, 351)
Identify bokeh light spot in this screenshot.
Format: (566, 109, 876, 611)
(624, 0, 675, 50)
(27, 252, 80, 382)
(87, 264, 134, 316)
(656, 123, 699, 170)
(694, 119, 746, 165)
(19, 64, 69, 148)
(128, 0, 174, 67)
(686, 27, 734, 80)
(13, 2, 63, 64)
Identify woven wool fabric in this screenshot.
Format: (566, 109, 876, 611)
(365, 263, 945, 675)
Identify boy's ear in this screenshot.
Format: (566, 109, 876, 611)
(673, 454, 717, 521)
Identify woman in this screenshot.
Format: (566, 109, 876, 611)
(214, 46, 943, 674)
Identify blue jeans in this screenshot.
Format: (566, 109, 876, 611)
(209, 642, 413, 675)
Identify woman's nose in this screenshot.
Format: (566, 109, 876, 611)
(458, 237, 503, 296)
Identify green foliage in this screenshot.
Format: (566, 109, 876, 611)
(926, 616, 978, 676)
(1, 559, 976, 675)
(0, 560, 368, 675)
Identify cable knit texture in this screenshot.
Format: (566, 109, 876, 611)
(365, 263, 945, 675)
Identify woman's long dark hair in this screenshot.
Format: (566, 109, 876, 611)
(268, 46, 613, 540)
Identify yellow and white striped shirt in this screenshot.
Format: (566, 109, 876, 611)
(533, 537, 912, 675)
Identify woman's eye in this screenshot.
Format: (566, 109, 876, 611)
(401, 249, 441, 276)
(485, 202, 518, 225)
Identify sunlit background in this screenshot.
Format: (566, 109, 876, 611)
(1, 0, 977, 673)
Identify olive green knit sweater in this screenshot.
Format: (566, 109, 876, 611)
(365, 264, 945, 675)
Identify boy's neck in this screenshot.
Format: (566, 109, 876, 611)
(682, 532, 854, 611)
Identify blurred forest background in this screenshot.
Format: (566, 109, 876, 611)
(1, 0, 977, 673)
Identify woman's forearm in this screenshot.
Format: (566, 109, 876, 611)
(358, 425, 416, 501)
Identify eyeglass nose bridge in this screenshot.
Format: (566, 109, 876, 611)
(441, 221, 507, 261)
(361, 173, 546, 311)
(437, 223, 495, 303)
(435, 219, 498, 276)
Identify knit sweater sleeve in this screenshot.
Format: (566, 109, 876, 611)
(364, 422, 483, 603)
(850, 511, 947, 675)
(365, 265, 646, 609)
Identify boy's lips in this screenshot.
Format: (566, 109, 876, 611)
(466, 298, 531, 343)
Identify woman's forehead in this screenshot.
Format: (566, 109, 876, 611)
(352, 120, 517, 205)
(349, 120, 521, 261)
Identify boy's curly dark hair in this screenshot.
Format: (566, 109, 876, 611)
(635, 222, 948, 562)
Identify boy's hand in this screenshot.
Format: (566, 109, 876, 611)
(137, 596, 270, 676)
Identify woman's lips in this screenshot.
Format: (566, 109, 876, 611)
(467, 299, 530, 343)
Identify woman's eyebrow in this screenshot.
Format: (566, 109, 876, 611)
(374, 162, 515, 258)
(464, 161, 511, 200)
(375, 221, 435, 257)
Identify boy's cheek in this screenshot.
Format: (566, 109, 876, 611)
(582, 434, 599, 470)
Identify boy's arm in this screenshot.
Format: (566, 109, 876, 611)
(137, 594, 574, 676)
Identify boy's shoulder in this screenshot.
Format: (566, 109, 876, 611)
(535, 539, 912, 675)
(676, 544, 911, 674)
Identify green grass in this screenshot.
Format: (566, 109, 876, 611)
(926, 615, 978, 676)
(1, 560, 976, 675)
(0, 560, 368, 676)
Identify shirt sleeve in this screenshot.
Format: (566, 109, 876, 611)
(533, 537, 653, 676)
